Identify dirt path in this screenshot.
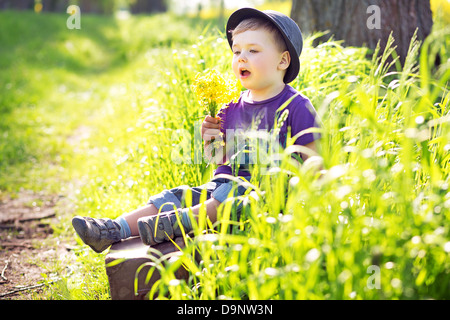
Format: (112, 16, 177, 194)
(0, 125, 93, 299)
(0, 190, 76, 299)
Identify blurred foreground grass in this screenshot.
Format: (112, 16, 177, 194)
(0, 8, 449, 299)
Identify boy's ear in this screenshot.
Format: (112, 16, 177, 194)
(278, 51, 291, 71)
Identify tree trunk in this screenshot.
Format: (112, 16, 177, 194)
(0, 0, 33, 10)
(129, 0, 167, 14)
(41, 0, 69, 12)
(290, 0, 433, 64)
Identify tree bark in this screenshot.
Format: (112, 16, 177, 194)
(290, 0, 433, 64)
(0, 0, 33, 10)
(129, 0, 167, 14)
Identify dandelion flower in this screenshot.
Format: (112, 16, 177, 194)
(191, 69, 241, 117)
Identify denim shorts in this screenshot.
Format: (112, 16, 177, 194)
(147, 175, 252, 213)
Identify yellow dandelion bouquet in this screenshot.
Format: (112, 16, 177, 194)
(192, 69, 241, 162)
(192, 69, 241, 118)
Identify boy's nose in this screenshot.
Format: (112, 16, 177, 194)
(238, 54, 247, 63)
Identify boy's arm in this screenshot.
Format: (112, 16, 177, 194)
(300, 141, 318, 161)
(297, 140, 323, 174)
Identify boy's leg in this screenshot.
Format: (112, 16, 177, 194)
(73, 182, 221, 251)
(72, 204, 159, 253)
(120, 204, 159, 236)
(137, 177, 251, 246)
(188, 197, 221, 223)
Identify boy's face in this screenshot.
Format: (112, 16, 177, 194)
(232, 28, 290, 99)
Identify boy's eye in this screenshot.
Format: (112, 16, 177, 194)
(233, 51, 241, 55)
(250, 49, 258, 53)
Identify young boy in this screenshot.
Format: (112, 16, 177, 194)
(72, 8, 320, 253)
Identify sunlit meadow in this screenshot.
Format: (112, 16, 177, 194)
(0, 5, 449, 299)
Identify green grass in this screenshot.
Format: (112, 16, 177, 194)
(0, 8, 449, 300)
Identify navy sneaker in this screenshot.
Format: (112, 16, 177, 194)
(137, 212, 191, 246)
(72, 216, 122, 253)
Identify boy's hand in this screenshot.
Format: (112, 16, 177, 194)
(201, 115, 221, 142)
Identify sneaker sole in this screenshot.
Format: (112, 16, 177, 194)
(137, 218, 160, 246)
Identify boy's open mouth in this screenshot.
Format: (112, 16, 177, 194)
(240, 68, 251, 78)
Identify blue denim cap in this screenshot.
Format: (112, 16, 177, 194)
(226, 7, 303, 84)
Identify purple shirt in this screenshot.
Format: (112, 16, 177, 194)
(214, 85, 320, 177)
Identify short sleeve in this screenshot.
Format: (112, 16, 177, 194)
(287, 98, 321, 146)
